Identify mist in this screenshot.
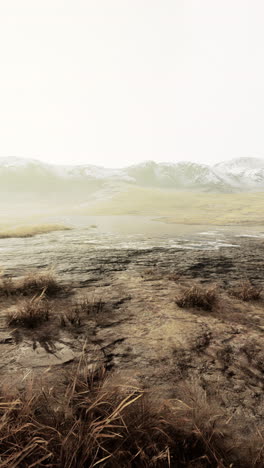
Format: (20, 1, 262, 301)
(1, 1, 264, 167)
(0, 3, 264, 467)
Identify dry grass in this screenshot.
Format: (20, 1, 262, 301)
(176, 284, 218, 311)
(168, 272, 182, 282)
(0, 271, 64, 297)
(80, 185, 264, 225)
(60, 298, 105, 329)
(141, 267, 157, 278)
(229, 279, 262, 301)
(0, 276, 14, 297)
(61, 310, 82, 328)
(171, 380, 264, 467)
(20, 271, 62, 297)
(0, 224, 71, 239)
(0, 364, 263, 467)
(7, 295, 51, 329)
(72, 297, 105, 315)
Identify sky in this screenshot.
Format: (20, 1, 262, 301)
(0, 1, 264, 168)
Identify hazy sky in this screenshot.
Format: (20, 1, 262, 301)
(0, 1, 264, 167)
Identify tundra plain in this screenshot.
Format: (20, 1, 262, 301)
(0, 214, 263, 467)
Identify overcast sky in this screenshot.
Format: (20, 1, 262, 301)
(0, 1, 263, 167)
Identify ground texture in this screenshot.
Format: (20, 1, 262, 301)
(0, 238, 263, 466)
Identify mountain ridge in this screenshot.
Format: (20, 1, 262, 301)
(1, 156, 264, 193)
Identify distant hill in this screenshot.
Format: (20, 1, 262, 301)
(1, 156, 264, 196)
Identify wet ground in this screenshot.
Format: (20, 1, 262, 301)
(0, 218, 263, 443)
(1, 218, 264, 286)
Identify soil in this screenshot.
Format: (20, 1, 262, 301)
(0, 237, 263, 436)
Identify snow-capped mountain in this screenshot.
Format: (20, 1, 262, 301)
(213, 157, 264, 190)
(117, 157, 264, 191)
(1, 156, 264, 193)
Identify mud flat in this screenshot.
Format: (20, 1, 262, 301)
(0, 234, 263, 466)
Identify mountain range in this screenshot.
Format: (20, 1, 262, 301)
(1, 156, 264, 194)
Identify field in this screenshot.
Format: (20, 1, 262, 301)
(1, 187, 264, 238)
(77, 186, 264, 225)
(0, 224, 71, 239)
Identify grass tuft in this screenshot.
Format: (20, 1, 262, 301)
(60, 297, 105, 329)
(0, 271, 63, 297)
(62, 310, 82, 328)
(229, 280, 262, 301)
(176, 284, 218, 311)
(7, 295, 51, 329)
(0, 365, 263, 467)
(20, 271, 62, 297)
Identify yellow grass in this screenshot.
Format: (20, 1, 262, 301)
(0, 224, 71, 239)
(79, 186, 264, 225)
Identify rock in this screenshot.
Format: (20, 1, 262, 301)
(16, 342, 75, 368)
(0, 333, 13, 344)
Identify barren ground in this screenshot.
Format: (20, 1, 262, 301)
(0, 238, 263, 437)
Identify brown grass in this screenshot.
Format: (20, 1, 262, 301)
(60, 297, 105, 329)
(141, 267, 157, 279)
(0, 271, 64, 297)
(168, 272, 182, 282)
(61, 310, 82, 328)
(176, 284, 218, 311)
(229, 279, 262, 301)
(0, 364, 263, 467)
(71, 297, 105, 315)
(6, 295, 51, 329)
(84, 297, 105, 315)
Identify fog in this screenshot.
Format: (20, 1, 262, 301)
(0, 1, 264, 167)
(1, 2, 264, 233)
(1, 6, 264, 458)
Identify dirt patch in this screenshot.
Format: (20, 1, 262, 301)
(0, 241, 263, 465)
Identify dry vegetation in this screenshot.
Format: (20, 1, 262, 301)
(0, 271, 64, 297)
(70, 296, 105, 316)
(0, 224, 71, 239)
(176, 284, 218, 311)
(0, 363, 263, 468)
(7, 295, 51, 329)
(168, 272, 182, 282)
(60, 298, 105, 329)
(2, 275, 104, 337)
(229, 279, 262, 301)
(1, 267, 264, 466)
(80, 185, 264, 225)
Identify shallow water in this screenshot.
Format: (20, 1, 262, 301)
(1, 215, 264, 279)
